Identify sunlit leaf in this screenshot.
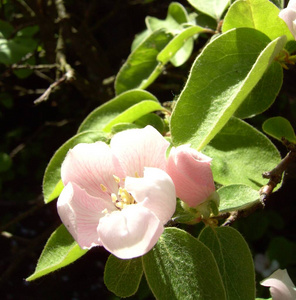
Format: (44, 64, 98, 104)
(263, 116, 296, 143)
(26, 225, 87, 281)
(143, 227, 226, 300)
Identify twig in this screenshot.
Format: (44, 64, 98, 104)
(259, 149, 296, 205)
(12, 63, 58, 70)
(221, 141, 296, 226)
(33, 71, 73, 104)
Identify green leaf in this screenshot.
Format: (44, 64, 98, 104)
(115, 30, 173, 94)
(0, 152, 12, 172)
(78, 89, 158, 133)
(26, 225, 87, 281)
(262, 116, 296, 143)
(134, 113, 165, 133)
(0, 24, 39, 65)
(198, 226, 255, 300)
(157, 25, 204, 66)
(146, 2, 188, 32)
(234, 61, 283, 119)
(143, 227, 226, 300)
(104, 255, 143, 298)
(187, 0, 231, 20)
(171, 28, 286, 150)
(218, 184, 259, 212)
(43, 131, 108, 203)
(222, 0, 294, 42)
(103, 100, 163, 132)
(203, 117, 281, 189)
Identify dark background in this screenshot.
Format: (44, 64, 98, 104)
(0, 0, 295, 299)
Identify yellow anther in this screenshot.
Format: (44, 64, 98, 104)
(135, 171, 140, 178)
(100, 184, 107, 192)
(111, 193, 117, 203)
(102, 208, 108, 214)
(113, 175, 120, 183)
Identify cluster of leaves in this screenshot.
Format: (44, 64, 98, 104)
(2, 0, 296, 299)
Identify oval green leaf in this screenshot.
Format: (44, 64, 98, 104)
(143, 227, 226, 300)
(203, 117, 281, 189)
(171, 28, 286, 150)
(263, 116, 296, 143)
(115, 30, 173, 94)
(26, 224, 87, 281)
(78, 89, 158, 133)
(234, 61, 283, 119)
(43, 130, 108, 203)
(198, 226, 256, 300)
(223, 0, 294, 42)
(218, 184, 260, 212)
(146, 2, 188, 32)
(157, 25, 204, 66)
(103, 100, 163, 132)
(104, 255, 143, 298)
(187, 0, 231, 20)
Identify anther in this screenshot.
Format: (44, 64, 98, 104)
(113, 175, 120, 183)
(100, 184, 108, 192)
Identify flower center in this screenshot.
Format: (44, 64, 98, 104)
(100, 174, 136, 211)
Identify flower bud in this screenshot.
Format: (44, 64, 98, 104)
(166, 145, 216, 208)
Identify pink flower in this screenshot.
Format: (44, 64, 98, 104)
(279, 0, 296, 39)
(261, 269, 296, 300)
(57, 126, 176, 259)
(166, 144, 216, 208)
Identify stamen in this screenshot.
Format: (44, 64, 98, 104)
(111, 193, 117, 203)
(113, 175, 120, 183)
(100, 184, 107, 192)
(135, 171, 140, 178)
(102, 208, 108, 214)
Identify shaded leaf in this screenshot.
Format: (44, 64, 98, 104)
(199, 226, 256, 300)
(104, 255, 143, 298)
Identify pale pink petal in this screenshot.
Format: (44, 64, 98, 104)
(97, 205, 163, 259)
(125, 167, 176, 224)
(61, 142, 124, 199)
(110, 126, 169, 177)
(166, 145, 216, 207)
(287, 0, 296, 10)
(261, 269, 296, 300)
(57, 182, 117, 249)
(279, 8, 296, 38)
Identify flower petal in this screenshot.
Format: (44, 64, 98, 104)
(61, 142, 124, 199)
(288, 0, 296, 10)
(125, 167, 176, 224)
(57, 182, 117, 249)
(110, 125, 169, 177)
(97, 205, 163, 259)
(279, 8, 296, 38)
(261, 269, 296, 300)
(166, 145, 216, 207)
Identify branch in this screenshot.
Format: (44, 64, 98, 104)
(220, 143, 296, 226)
(33, 71, 73, 104)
